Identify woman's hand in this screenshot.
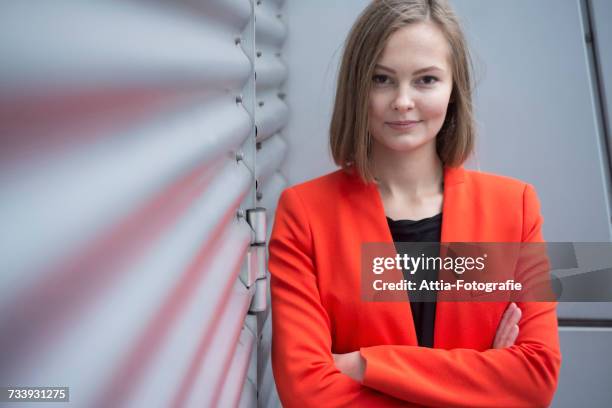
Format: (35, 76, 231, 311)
(332, 351, 366, 382)
(493, 302, 522, 348)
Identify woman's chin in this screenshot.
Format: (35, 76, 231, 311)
(377, 136, 435, 154)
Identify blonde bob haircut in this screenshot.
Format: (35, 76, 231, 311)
(329, 0, 475, 183)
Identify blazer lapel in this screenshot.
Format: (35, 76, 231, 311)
(339, 170, 417, 344)
(434, 167, 478, 349)
(440, 165, 468, 243)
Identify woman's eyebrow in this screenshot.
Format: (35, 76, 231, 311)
(374, 64, 444, 75)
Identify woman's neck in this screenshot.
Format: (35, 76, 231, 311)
(371, 141, 443, 200)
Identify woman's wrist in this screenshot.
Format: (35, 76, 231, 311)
(332, 351, 366, 383)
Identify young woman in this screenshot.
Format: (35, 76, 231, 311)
(268, 1, 561, 406)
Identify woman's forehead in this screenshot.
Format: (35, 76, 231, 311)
(377, 22, 451, 72)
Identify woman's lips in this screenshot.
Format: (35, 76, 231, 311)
(386, 120, 421, 130)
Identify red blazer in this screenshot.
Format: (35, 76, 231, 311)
(268, 166, 561, 407)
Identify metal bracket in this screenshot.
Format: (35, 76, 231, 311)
(244, 207, 268, 312)
(246, 207, 266, 245)
(249, 277, 268, 313)
(240, 245, 267, 288)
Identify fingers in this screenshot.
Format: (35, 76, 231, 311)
(502, 303, 521, 346)
(495, 303, 517, 344)
(507, 323, 519, 345)
(493, 302, 522, 348)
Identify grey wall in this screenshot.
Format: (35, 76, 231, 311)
(281, 0, 370, 185)
(452, 0, 611, 242)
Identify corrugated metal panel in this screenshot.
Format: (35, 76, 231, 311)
(239, 377, 258, 408)
(1, 98, 251, 295)
(256, 91, 290, 143)
(257, 134, 289, 185)
(255, 54, 288, 92)
(0, 0, 251, 93)
(179, 278, 256, 407)
(259, 310, 280, 408)
(255, 3, 287, 47)
(0, 0, 267, 407)
(260, 172, 288, 227)
(255, 0, 288, 406)
(217, 321, 257, 407)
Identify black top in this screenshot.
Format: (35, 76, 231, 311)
(386, 213, 442, 348)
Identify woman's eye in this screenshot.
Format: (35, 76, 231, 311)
(372, 74, 391, 85)
(417, 75, 439, 85)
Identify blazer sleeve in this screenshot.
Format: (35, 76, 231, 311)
(359, 184, 562, 408)
(268, 188, 410, 408)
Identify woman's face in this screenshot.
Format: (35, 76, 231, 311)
(368, 22, 454, 155)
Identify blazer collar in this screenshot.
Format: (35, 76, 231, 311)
(340, 165, 468, 243)
(442, 165, 465, 187)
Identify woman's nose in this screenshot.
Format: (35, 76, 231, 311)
(392, 89, 415, 111)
